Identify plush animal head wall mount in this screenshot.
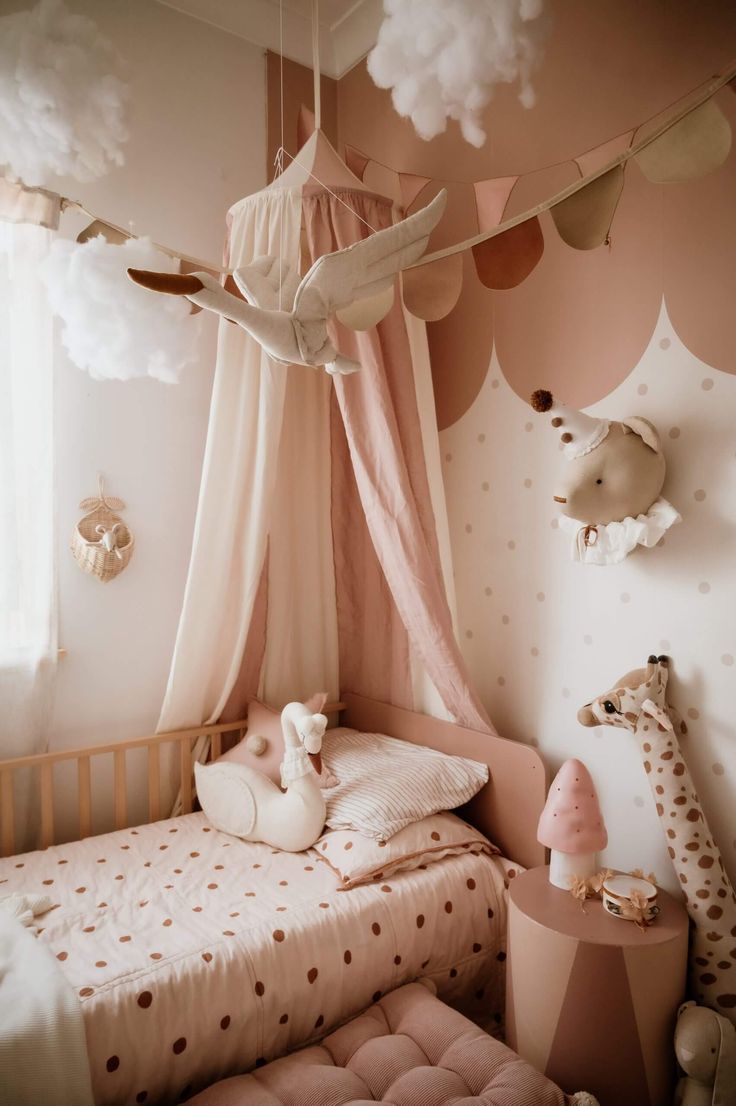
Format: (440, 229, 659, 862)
(530, 389, 680, 564)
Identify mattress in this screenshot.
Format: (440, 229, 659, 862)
(0, 812, 513, 1106)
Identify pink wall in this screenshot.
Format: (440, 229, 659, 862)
(337, 0, 736, 427)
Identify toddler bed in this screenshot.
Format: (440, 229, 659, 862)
(0, 694, 547, 1106)
(0, 812, 516, 1105)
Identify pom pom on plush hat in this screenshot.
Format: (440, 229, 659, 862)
(530, 389, 610, 460)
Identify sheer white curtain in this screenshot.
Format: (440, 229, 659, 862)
(157, 190, 303, 732)
(0, 221, 57, 849)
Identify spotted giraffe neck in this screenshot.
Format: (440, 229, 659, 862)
(580, 656, 736, 1025)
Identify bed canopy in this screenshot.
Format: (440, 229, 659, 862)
(156, 123, 494, 751)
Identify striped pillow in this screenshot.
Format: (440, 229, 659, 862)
(321, 728, 489, 842)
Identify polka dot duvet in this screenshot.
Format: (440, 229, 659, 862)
(0, 812, 514, 1105)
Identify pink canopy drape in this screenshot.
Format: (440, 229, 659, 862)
(225, 188, 494, 733)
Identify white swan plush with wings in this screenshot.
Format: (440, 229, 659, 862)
(127, 189, 446, 375)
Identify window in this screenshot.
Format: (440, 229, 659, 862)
(0, 221, 56, 665)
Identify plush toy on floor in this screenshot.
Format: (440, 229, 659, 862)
(530, 389, 680, 563)
(674, 1002, 736, 1106)
(194, 693, 331, 852)
(578, 656, 736, 1025)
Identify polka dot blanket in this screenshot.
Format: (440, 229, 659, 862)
(0, 812, 515, 1105)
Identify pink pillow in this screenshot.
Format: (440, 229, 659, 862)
(217, 700, 284, 784)
(310, 811, 499, 890)
(218, 699, 336, 789)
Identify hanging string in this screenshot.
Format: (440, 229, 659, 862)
(270, 0, 378, 239)
(276, 147, 378, 232)
(276, 0, 285, 309)
(312, 0, 322, 131)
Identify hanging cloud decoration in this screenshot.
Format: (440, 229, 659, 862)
(41, 236, 200, 383)
(0, 0, 128, 186)
(367, 0, 545, 148)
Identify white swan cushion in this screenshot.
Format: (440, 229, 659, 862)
(193, 761, 256, 838)
(322, 728, 489, 842)
(218, 699, 335, 789)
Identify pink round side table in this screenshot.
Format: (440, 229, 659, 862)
(506, 866, 688, 1106)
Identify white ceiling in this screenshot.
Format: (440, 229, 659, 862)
(154, 0, 383, 78)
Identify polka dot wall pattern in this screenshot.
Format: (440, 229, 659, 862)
(441, 301, 736, 892)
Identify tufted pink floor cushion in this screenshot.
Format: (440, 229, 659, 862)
(188, 981, 588, 1105)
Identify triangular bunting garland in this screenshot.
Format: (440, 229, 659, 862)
(635, 99, 732, 183)
(473, 217, 544, 289)
(336, 285, 395, 330)
(473, 176, 518, 230)
(401, 254, 464, 321)
(0, 176, 61, 229)
(550, 165, 625, 250)
(344, 145, 371, 182)
(575, 131, 634, 177)
(297, 104, 316, 149)
(399, 172, 432, 210)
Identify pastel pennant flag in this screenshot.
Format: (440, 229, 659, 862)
(401, 253, 464, 321)
(363, 159, 401, 204)
(297, 104, 316, 149)
(337, 285, 395, 331)
(399, 172, 432, 211)
(76, 218, 128, 245)
(0, 176, 61, 229)
(472, 216, 544, 289)
(635, 99, 732, 183)
(344, 145, 371, 182)
(474, 176, 518, 230)
(575, 131, 634, 177)
(550, 165, 625, 250)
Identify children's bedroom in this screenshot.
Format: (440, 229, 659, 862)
(1, 1, 735, 1103)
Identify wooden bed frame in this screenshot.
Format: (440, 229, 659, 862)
(0, 695, 548, 869)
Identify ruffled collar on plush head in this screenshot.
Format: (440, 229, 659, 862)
(558, 498, 681, 565)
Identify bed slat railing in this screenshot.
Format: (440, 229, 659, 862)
(1, 772, 14, 857)
(179, 740, 193, 815)
(0, 718, 248, 858)
(0, 702, 345, 858)
(114, 748, 127, 830)
(40, 763, 54, 849)
(78, 757, 92, 839)
(148, 745, 161, 823)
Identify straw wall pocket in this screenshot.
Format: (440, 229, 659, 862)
(71, 477, 134, 582)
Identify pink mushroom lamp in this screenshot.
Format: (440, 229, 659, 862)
(537, 758, 608, 889)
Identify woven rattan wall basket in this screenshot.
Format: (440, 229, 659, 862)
(71, 477, 134, 583)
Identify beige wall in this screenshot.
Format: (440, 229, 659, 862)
(9, 0, 268, 832)
(333, 0, 736, 890)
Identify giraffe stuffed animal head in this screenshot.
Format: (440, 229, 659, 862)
(578, 655, 736, 1026)
(577, 654, 687, 736)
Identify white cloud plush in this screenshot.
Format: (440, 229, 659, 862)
(367, 0, 545, 148)
(40, 236, 201, 384)
(0, 0, 128, 186)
